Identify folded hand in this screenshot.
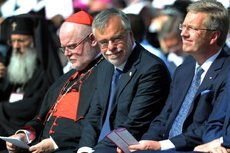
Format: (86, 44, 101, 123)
(29, 138, 55, 153)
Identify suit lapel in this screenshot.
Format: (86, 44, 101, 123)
(103, 63, 114, 112)
(166, 60, 196, 133)
(110, 43, 141, 112)
(174, 62, 196, 113)
(188, 49, 228, 115)
(195, 49, 227, 99)
(117, 67, 137, 97)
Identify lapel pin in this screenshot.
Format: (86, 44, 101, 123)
(209, 77, 213, 79)
(129, 72, 132, 76)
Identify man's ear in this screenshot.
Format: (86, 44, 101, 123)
(210, 31, 221, 45)
(89, 33, 97, 46)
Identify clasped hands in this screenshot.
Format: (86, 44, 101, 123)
(6, 133, 55, 153)
(117, 140, 161, 153)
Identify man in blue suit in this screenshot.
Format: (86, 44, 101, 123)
(77, 8, 171, 153)
(116, 1, 230, 153)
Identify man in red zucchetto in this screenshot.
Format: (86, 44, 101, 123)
(5, 10, 103, 153)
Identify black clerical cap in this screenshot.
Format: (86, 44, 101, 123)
(10, 17, 33, 35)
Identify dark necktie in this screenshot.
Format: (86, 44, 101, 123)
(169, 66, 204, 138)
(98, 68, 122, 141)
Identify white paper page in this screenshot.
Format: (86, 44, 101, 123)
(0, 136, 29, 149)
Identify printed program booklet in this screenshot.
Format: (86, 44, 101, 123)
(106, 128, 139, 153)
(0, 136, 29, 149)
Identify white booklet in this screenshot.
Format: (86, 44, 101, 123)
(106, 128, 139, 153)
(0, 136, 29, 149)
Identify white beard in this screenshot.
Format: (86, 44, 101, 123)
(7, 48, 37, 84)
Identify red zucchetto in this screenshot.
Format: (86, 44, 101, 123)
(66, 10, 93, 25)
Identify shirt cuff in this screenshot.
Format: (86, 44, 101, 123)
(159, 139, 175, 150)
(50, 136, 58, 150)
(15, 130, 32, 144)
(77, 146, 95, 153)
(220, 137, 223, 143)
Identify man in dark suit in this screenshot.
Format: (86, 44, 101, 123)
(116, 1, 230, 153)
(77, 8, 171, 153)
(5, 11, 103, 153)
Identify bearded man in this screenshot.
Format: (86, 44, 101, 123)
(0, 14, 63, 150)
(7, 43, 37, 86)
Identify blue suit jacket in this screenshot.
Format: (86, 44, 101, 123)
(203, 69, 230, 148)
(202, 69, 230, 143)
(222, 89, 230, 148)
(78, 42, 171, 149)
(141, 49, 230, 150)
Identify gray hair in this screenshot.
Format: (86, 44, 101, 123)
(187, 0, 229, 47)
(92, 8, 131, 34)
